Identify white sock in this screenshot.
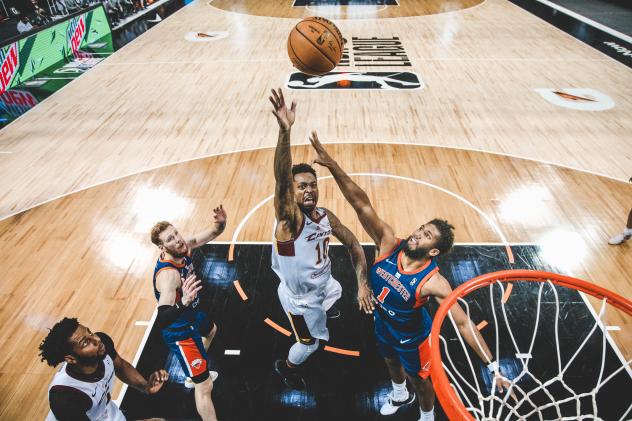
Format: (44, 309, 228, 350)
(391, 380, 408, 401)
(624, 227, 632, 236)
(419, 407, 434, 421)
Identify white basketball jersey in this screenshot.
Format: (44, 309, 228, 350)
(272, 208, 333, 297)
(47, 355, 125, 421)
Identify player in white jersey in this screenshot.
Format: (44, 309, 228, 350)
(269, 88, 374, 390)
(39, 317, 168, 420)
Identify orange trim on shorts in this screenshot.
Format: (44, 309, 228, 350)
(417, 337, 432, 379)
(176, 338, 207, 377)
(233, 280, 248, 301)
(374, 239, 402, 264)
(501, 283, 513, 304)
(324, 346, 360, 357)
(264, 318, 292, 337)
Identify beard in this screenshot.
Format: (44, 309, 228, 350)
(402, 236, 431, 260)
(74, 350, 107, 366)
(165, 244, 188, 258)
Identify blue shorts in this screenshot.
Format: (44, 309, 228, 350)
(374, 313, 431, 379)
(161, 312, 213, 382)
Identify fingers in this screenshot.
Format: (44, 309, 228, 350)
(270, 88, 280, 105)
(290, 100, 297, 113)
(278, 88, 285, 105)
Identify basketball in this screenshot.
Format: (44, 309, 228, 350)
(287, 16, 344, 76)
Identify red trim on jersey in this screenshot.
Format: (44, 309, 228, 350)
(374, 239, 403, 264)
(176, 338, 207, 377)
(413, 267, 439, 308)
(276, 240, 295, 256)
(397, 251, 432, 275)
(305, 208, 326, 224)
(417, 337, 432, 379)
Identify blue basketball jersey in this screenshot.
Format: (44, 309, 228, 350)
(152, 253, 200, 331)
(370, 240, 439, 344)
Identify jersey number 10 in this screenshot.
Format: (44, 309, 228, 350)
(315, 238, 330, 265)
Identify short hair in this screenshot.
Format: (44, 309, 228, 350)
(291, 163, 317, 179)
(150, 221, 172, 246)
(429, 218, 455, 255)
(39, 317, 79, 367)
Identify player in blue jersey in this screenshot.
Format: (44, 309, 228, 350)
(309, 133, 512, 421)
(150, 204, 226, 421)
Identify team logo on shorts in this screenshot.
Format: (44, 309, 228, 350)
(191, 358, 204, 369)
(535, 88, 614, 111)
(287, 71, 423, 90)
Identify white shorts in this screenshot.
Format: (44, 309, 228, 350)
(277, 276, 342, 342)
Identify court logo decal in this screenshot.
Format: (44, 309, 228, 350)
(602, 42, 632, 58)
(0, 43, 19, 96)
(287, 71, 423, 90)
(185, 31, 229, 43)
(535, 88, 614, 111)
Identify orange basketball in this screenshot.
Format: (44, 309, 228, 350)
(287, 16, 344, 76)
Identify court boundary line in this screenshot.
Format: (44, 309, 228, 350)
(531, 0, 632, 45)
(3, 141, 628, 224)
(504, 0, 632, 72)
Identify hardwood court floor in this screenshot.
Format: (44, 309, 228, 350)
(0, 0, 629, 220)
(0, 0, 630, 419)
(0, 144, 630, 420)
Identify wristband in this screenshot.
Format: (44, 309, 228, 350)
(487, 361, 499, 372)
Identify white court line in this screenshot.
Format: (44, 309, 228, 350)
(224, 349, 241, 355)
(0, 151, 12, 154)
(230, 173, 511, 255)
(134, 320, 150, 326)
(532, 0, 632, 45)
(3, 140, 628, 224)
(578, 291, 632, 378)
(114, 308, 157, 406)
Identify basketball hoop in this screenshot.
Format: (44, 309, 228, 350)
(429, 270, 632, 421)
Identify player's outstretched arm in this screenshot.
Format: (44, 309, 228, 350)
(113, 353, 169, 395)
(155, 273, 202, 329)
(270, 88, 301, 239)
(425, 274, 515, 398)
(327, 209, 374, 314)
(310, 131, 397, 254)
(187, 204, 227, 249)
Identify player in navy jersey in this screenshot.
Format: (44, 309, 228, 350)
(150, 204, 226, 421)
(39, 317, 168, 421)
(309, 133, 512, 421)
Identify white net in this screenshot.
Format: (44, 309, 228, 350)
(437, 279, 632, 421)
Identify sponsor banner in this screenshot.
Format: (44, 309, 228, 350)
(287, 71, 423, 90)
(185, 31, 229, 42)
(535, 88, 614, 111)
(0, 5, 112, 95)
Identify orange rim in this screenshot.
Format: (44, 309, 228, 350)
(429, 269, 632, 421)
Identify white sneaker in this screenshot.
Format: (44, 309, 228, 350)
(608, 233, 631, 245)
(184, 370, 219, 388)
(379, 391, 415, 415)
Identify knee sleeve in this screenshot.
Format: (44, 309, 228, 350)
(288, 339, 319, 366)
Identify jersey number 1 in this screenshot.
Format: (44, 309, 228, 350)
(315, 238, 330, 264)
(377, 287, 390, 303)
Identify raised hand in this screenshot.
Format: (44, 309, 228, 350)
(181, 274, 202, 306)
(213, 204, 227, 228)
(309, 131, 336, 169)
(145, 370, 169, 394)
(269, 88, 296, 131)
(495, 374, 517, 402)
